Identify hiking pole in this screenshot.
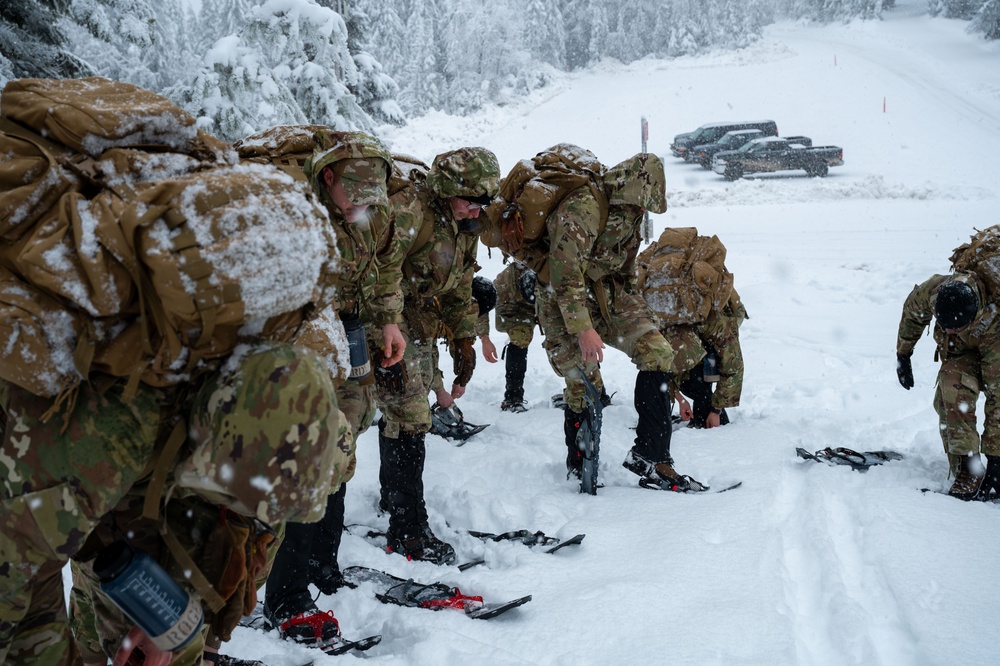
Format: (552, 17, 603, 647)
(641, 116, 652, 243)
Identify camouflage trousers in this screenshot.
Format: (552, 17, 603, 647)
(660, 319, 744, 410)
(372, 313, 440, 438)
(536, 283, 674, 413)
(494, 263, 538, 349)
(933, 351, 1000, 458)
(0, 343, 345, 665)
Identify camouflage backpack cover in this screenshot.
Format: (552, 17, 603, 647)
(950, 226, 1000, 299)
(637, 227, 735, 327)
(0, 78, 335, 398)
(482, 144, 608, 274)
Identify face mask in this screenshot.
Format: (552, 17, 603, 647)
(457, 218, 480, 234)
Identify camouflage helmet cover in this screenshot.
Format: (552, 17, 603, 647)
(304, 129, 393, 208)
(603, 153, 667, 214)
(425, 147, 501, 201)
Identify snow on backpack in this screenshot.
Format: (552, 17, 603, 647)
(0, 78, 334, 398)
(482, 144, 608, 279)
(636, 227, 735, 327)
(949, 226, 1000, 299)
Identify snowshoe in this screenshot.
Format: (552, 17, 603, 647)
(343, 566, 531, 620)
(796, 446, 903, 472)
(430, 403, 489, 442)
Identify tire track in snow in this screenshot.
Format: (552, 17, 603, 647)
(769, 466, 920, 665)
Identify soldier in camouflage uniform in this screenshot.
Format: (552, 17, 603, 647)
(532, 150, 697, 487)
(0, 338, 346, 666)
(656, 290, 747, 429)
(494, 263, 538, 412)
(60, 130, 406, 663)
(259, 130, 406, 644)
(375, 147, 500, 563)
(896, 272, 1000, 499)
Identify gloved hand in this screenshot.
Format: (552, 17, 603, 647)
(518, 268, 537, 304)
(896, 353, 913, 390)
(453, 337, 476, 386)
(372, 348, 407, 394)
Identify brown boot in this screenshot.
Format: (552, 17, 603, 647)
(654, 461, 691, 492)
(948, 453, 985, 500)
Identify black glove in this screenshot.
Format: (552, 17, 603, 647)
(453, 337, 477, 386)
(896, 353, 913, 390)
(372, 348, 407, 394)
(518, 268, 537, 304)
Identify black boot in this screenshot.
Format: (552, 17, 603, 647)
(379, 422, 456, 564)
(501, 344, 529, 412)
(980, 454, 1000, 498)
(264, 508, 344, 645)
(564, 408, 585, 479)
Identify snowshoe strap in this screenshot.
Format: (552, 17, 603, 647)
(422, 588, 484, 612)
(280, 610, 341, 641)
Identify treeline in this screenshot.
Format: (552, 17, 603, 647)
(1, 0, 997, 141)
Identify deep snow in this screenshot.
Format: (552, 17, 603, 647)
(214, 4, 1000, 665)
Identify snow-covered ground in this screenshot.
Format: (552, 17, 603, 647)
(224, 4, 1000, 665)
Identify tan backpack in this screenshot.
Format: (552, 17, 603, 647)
(482, 144, 608, 277)
(950, 226, 1000, 299)
(0, 79, 332, 398)
(637, 227, 735, 327)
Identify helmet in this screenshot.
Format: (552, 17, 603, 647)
(472, 276, 498, 316)
(303, 130, 393, 208)
(425, 147, 501, 202)
(935, 279, 978, 330)
(603, 153, 667, 214)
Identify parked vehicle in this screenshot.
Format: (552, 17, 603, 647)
(691, 130, 763, 169)
(670, 120, 778, 160)
(712, 137, 843, 180)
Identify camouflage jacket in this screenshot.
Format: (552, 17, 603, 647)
(544, 186, 643, 335)
(385, 182, 478, 341)
(323, 203, 403, 326)
(697, 295, 746, 408)
(897, 272, 1000, 362)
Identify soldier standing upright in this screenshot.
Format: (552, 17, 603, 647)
(375, 147, 501, 563)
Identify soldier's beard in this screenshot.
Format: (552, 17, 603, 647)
(346, 205, 372, 226)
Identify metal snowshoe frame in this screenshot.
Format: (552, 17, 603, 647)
(578, 373, 603, 495)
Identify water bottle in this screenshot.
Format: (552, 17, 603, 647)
(702, 351, 721, 383)
(342, 313, 371, 380)
(94, 541, 204, 652)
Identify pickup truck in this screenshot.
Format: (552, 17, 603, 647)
(711, 137, 843, 180)
(693, 132, 813, 169)
(670, 120, 778, 160)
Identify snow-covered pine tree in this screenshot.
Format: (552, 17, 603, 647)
(396, 0, 442, 114)
(0, 0, 93, 85)
(172, 0, 377, 141)
(561, 0, 594, 70)
(969, 0, 1000, 37)
(524, 0, 566, 69)
(336, 1, 405, 126)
